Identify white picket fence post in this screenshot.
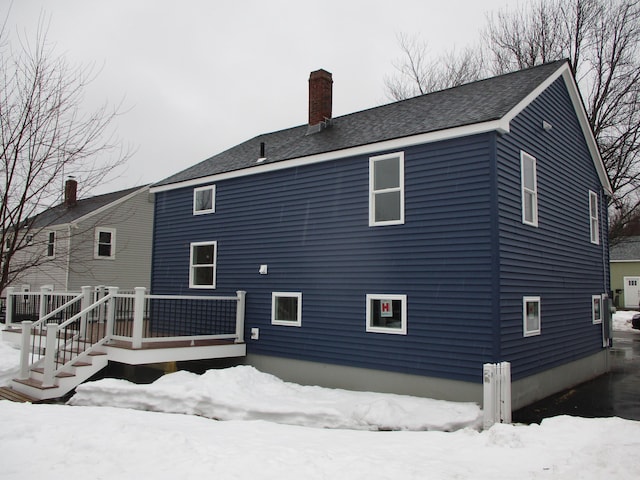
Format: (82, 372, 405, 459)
(235, 290, 246, 343)
(79, 286, 93, 339)
(5, 286, 15, 326)
(483, 361, 512, 429)
(132, 287, 146, 349)
(105, 286, 119, 342)
(39, 286, 50, 321)
(18, 321, 33, 380)
(42, 324, 58, 387)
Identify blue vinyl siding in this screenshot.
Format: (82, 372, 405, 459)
(152, 135, 497, 383)
(152, 76, 609, 385)
(496, 77, 608, 379)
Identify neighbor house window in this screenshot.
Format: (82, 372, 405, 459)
(369, 152, 405, 226)
(189, 241, 217, 288)
(46, 231, 55, 258)
(193, 185, 216, 215)
(366, 294, 407, 335)
(589, 190, 599, 245)
(523, 296, 541, 337)
(521, 151, 538, 227)
(94, 228, 116, 259)
(592, 295, 602, 324)
(271, 292, 302, 327)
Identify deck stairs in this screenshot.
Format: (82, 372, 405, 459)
(9, 332, 110, 401)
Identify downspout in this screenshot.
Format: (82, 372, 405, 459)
(489, 132, 501, 362)
(601, 190, 608, 294)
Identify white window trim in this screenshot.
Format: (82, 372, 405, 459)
(592, 294, 603, 324)
(521, 151, 538, 227)
(193, 185, 216, 215)
(189, 241, 217, 289)
(46, 231, 56, 258)
(589, 190, 600, 245)
(271, 292, 302, 327)
(369, 152, 405, 227)
(366, 293, 407, 335)
(94, 227, 116, 260)
(523, 296, 541, 337)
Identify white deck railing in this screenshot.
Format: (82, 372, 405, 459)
(6, 286, 246, 387)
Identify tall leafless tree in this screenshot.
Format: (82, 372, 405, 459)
(0, 17, 131, 293)
(386, 0, 640, 245)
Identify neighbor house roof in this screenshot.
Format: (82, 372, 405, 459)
(610, 236, 640, 262)
(152, 59, 611, 194)
(28, 185, 149, 229)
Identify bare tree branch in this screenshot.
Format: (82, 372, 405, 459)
(0, 14, 132, 292)
(386, 0, 640, 244)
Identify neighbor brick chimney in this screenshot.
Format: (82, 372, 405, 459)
(64, 177, 77, 208)
(308, 69, 333, 127)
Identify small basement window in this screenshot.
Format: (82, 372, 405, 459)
(523, 296, 541, 337)
(193, 185, 216, 215)
(271, 292, 302, 327)
(366, 294, 407, 335)
(189, 241, 217, 288)
(592, 295, 602, 324)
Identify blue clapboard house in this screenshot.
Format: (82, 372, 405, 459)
(150, 61, 612, 409)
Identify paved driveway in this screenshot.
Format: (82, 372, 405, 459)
(513, 330, 640, 423)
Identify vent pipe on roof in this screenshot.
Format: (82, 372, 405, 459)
(307, 69, 333, 134)
(64, 176, 78, 208)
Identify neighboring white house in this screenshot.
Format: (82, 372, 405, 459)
(610, 236, 640, 309)
(6, 179, 154, 294)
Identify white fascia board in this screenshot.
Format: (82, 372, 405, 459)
(503, 62, 612, 196)
(611, 259, 640, 263)
(150, 120, 509, 193)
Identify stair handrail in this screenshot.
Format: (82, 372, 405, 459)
(28, 293, 84, 329)
(54, 292, 113, 332)
(41, 292, 115, 386)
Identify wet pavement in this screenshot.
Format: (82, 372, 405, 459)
(513, 330, 640, 423)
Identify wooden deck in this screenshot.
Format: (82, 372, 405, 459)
(0, 386, 39, 403)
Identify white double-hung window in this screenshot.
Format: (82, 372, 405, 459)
(369, 152, 404, 226)
(589, 190, 599, 245)
(521, 151, 538, 227)
(189, 241, 217, 288)
(94, 227, 116, 259)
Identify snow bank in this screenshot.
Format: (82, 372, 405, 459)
(69, 365, 482, 431)
(0, 339, 20, 387)
(613, 310, 639, 332)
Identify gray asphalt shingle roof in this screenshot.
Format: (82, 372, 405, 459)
(610, 236, 640, 261)
(29, 185, 147, 229)
(154, 60, 567, 187)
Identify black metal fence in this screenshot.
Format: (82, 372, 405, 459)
(110, 294, 238, 338)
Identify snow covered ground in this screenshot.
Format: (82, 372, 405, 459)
(1, 401, 639, 479)
(612, 309, 639, 332)
(0, 315, 639, 478)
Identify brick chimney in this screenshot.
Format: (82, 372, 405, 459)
(64, 177, 77, 208)
(308, 69, 333, 127)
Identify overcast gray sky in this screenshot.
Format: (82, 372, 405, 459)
(4, 0, 515, 195)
